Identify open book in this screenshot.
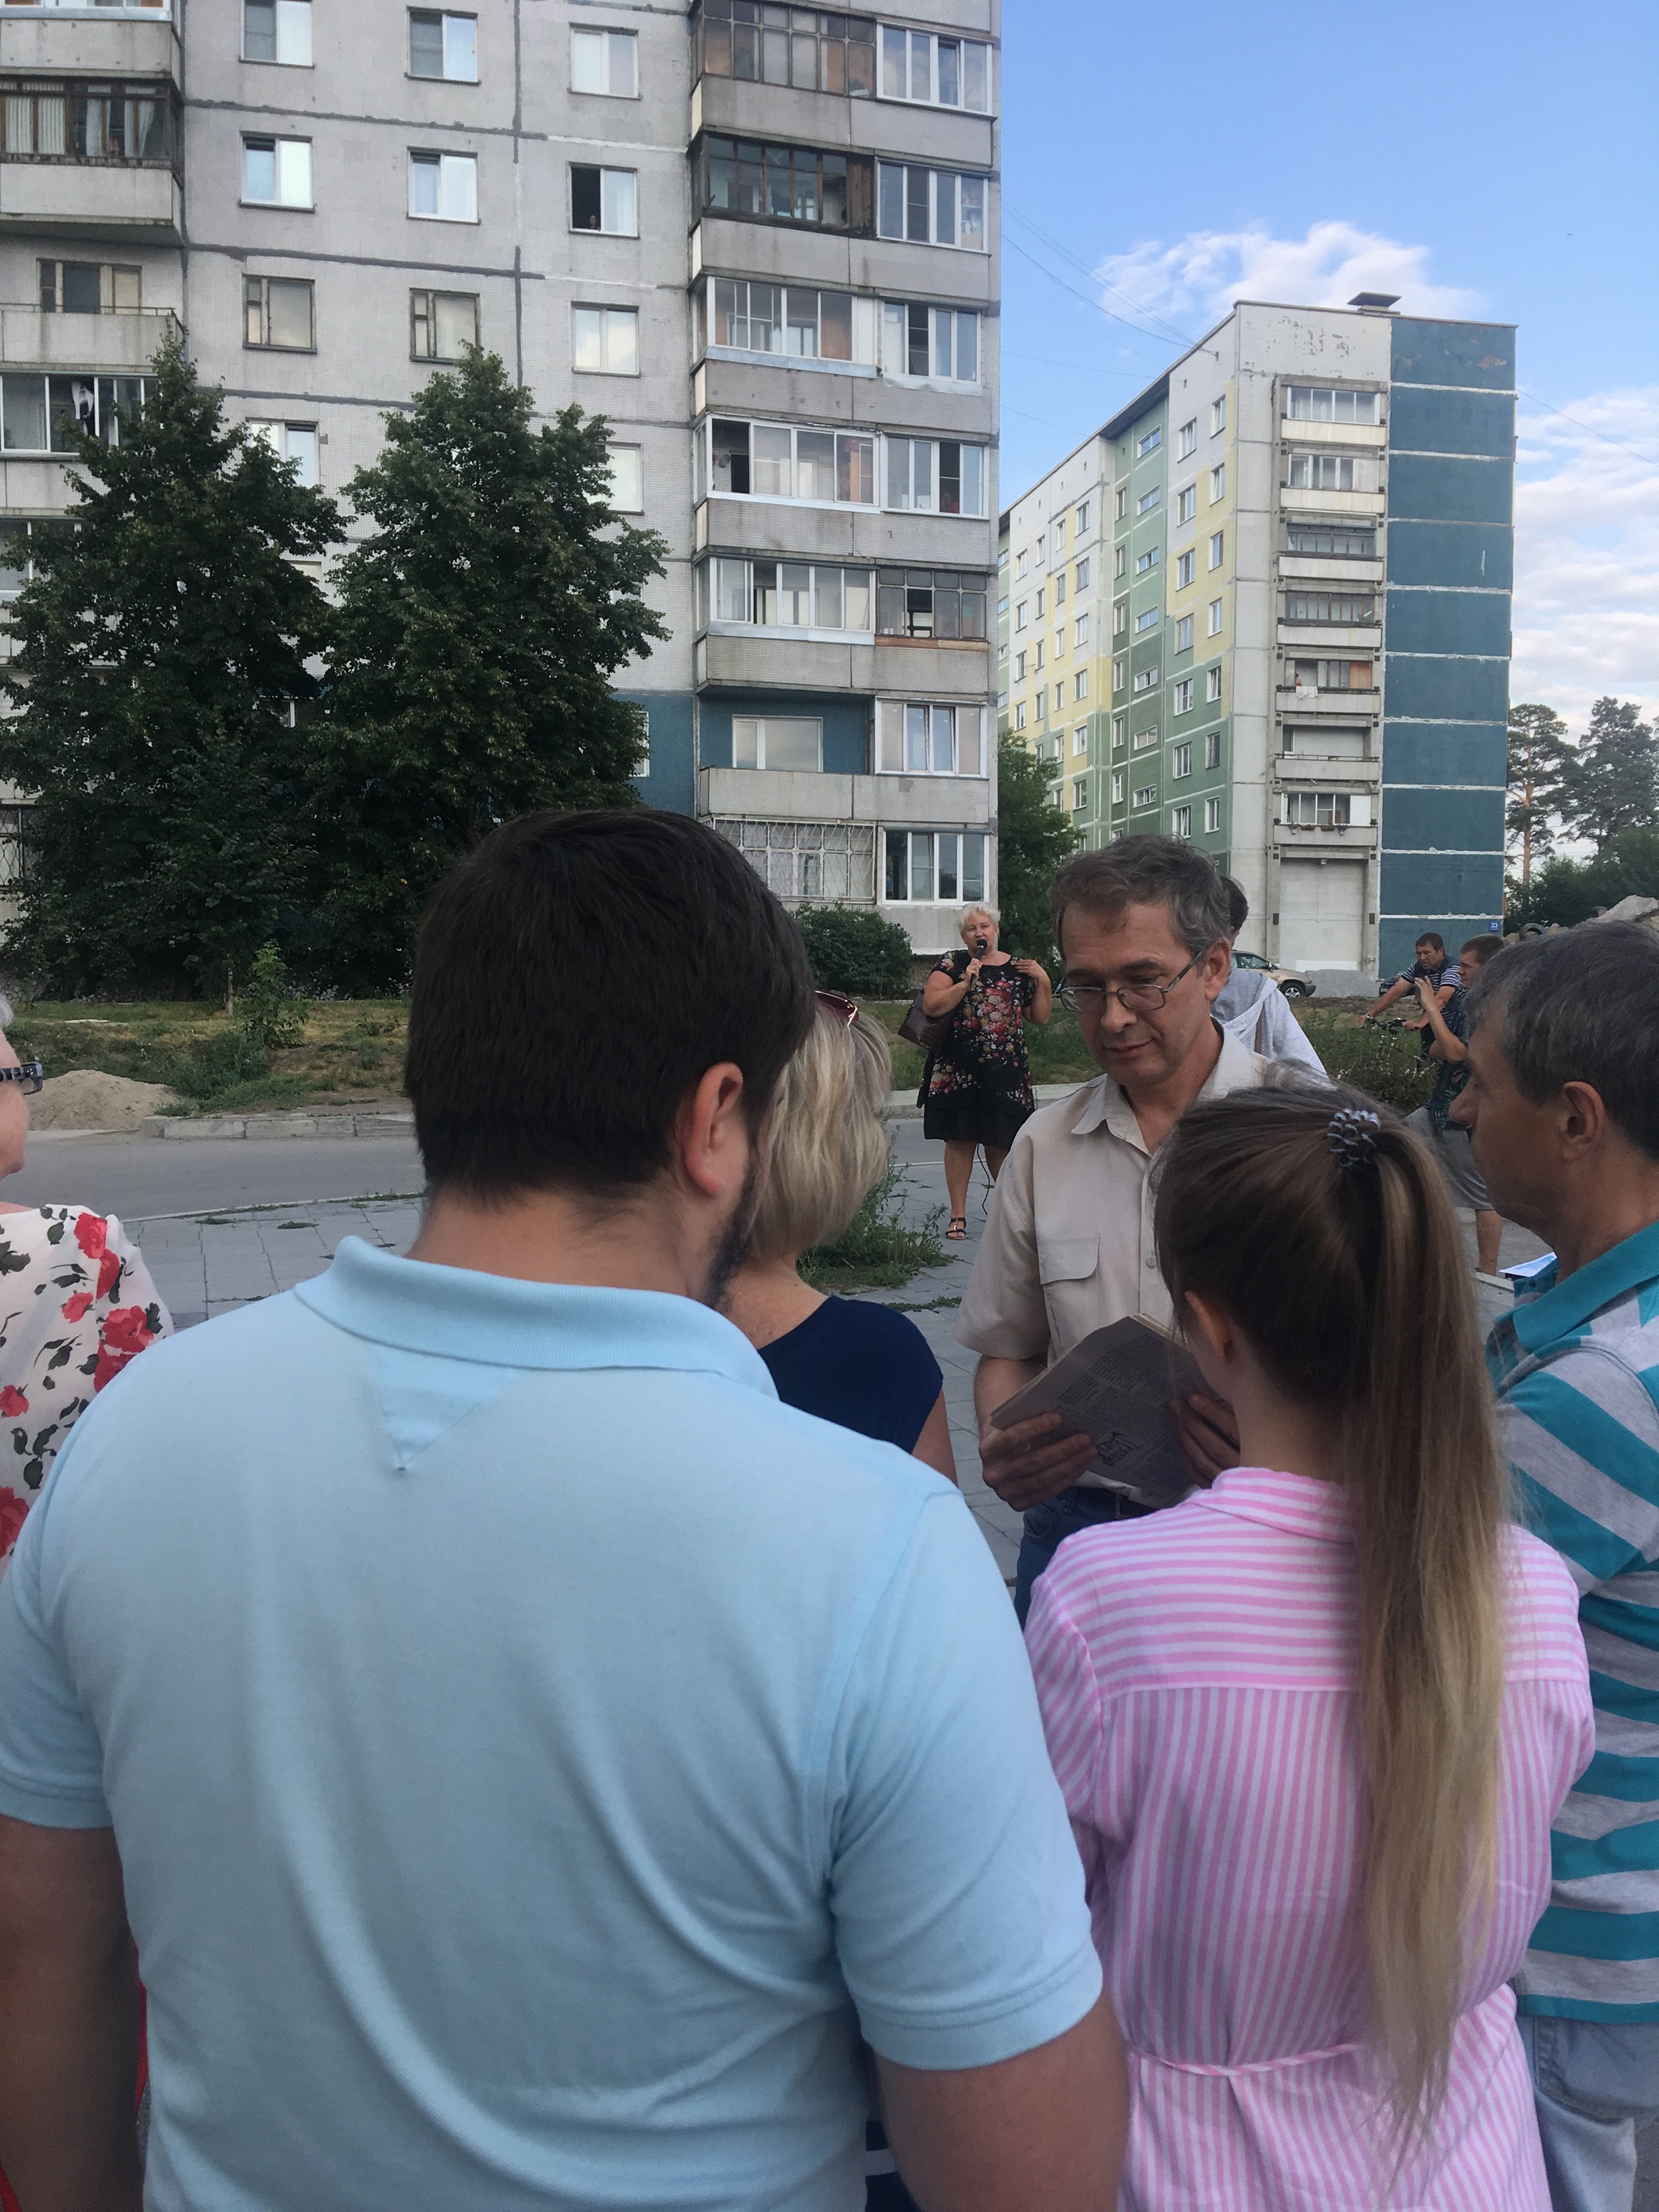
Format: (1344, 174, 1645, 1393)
(991, 1314, 1207, 1512)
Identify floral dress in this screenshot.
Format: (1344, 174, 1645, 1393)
(0, 1205, 171, 1575)
(925, 953, 1038, 1111)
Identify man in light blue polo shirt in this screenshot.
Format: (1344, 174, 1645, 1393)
(0, 810, 1123, 2211)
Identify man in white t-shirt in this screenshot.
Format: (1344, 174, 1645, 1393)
(1210, 875, 1326, 1074)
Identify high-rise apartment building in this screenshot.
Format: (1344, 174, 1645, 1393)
(0, 0, 1000, 956)
(1000, 299, 1514, 986)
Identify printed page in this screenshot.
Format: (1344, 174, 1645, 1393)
(992, 1316, 1208, 1510)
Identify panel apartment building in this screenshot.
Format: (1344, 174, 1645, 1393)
(999, 298, 1515, 985)
(0, 0, 1000, 956)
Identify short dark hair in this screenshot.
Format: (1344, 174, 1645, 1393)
(1221, 875, 1249, 936)
(1465, 922, 1659, 1161)
(1050, 835, 1233, 959)
(406, 810, 816, 1200)
(1458, 935, 1504, 967)
(1416, 931, 1446, 954)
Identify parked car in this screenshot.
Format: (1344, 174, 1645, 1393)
(1232, 949, 1316, 1001)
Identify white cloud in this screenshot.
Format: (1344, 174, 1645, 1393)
(1512, 386, 1659, 732)
(1094, 220, 1484, 330)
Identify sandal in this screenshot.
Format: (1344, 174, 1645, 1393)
(946, 1215, 968, 1240)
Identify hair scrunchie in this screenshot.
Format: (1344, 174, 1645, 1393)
(1327, 1104, 1382, 1173)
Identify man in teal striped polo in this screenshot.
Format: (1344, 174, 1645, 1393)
(1456, 921, 1659, 2212)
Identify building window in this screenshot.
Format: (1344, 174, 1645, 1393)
(1015, 701, 1026, 729)
(1135, 545, 1159, 574)
(1173, 614, 1192, 654)
(245, 0, 311, 66)
(1077, 498, 1090, 533)
(571, 26, 637, 95)
(39, 260, 139, 314)
(1286, 386, 1377, 424)
(1073, 777, 1088, 812)
(885, 437, 986, 516)
(1132, 666, 1158, 693)
(719, 819, 876, 904)
(1177, 418, 1196, 459)
(408, 149, 477, 222)
(410, 10, 477, 79)
(1112, 658, 1125, 691)
(0, 375, 147, 455)
(1074, 613, 1089, 646)
(1111, 715, 1127, 749)
(1115, 487, 1127, 519)
(1207, 597, 1223, 635)
(1073, 724, 1088, 758)
(885, 828, 987, 904)
(710, 281, 860, 361)
(710, 416, 875, 504)
(1171, 804, 1192, 839)
(876, 700, 986, 775)
(875, 568, 987, 639)
(1283, 591, 1377, 625)
(570, 164, 637, 234)
(1077, 557, 1090, 589)
(1013, 651, 1025, 681)
(1054, 572, 1066, 608)
(1015, 600, 1028, 631)
(1033, 638, 1043, 672)
(1209, 531, 1223, 568)
(1112, 602, 1126, 636)
(410, 288, 478, 358)
(1205, 796, 1222, 833)
(1286, 790, 1353, 827)
(608, 444, 643, 511)
(246, 418, 318, 487)
(733, 715, 821, 771)
(1209, 463, 1225, 502)
(1017, 549, 1028, 578)
(1173, 679, 1193, 715)
(1211, 394, 1226, 433)
(694, 3, 876, 97)
(1034, 689, 1047, 720)
(1175, 484, 1196, 523)
(244, 275, 313, 349)
(243, 135, 311, 207)
(1036, 534, 1046, 564)
(881, 301, 979, 381)
(1171, 741, 1192, 779)
(1133, 783, 1158, 809)
(1285, 523, 1375, 557)
(701, 558, 872, 632)
(1175, 549, 1194, 588)
(1205, 729, 1222, 768)
(1291, 658, 1373, 692)
(1287, 453, 1370, 492)
(701, 136, 870, 232)
(1132, 723, 1158, 750)
(1137, 485, 1160, 515)
(573, 304, 638, 374)
(1134, 608, 1158, 634)
(1137, 426, 1161, 456)
(1114, 545, 1126, 579)
(1111, 768, 1125, 803)
(1035, 587, 1045, 618)
(1206, 666, 1222, 703)
(1074, 671, 1087, 701)
(879, 26, 992, 109)
(876, 163, 987, 248)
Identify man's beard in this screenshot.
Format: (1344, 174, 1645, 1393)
(698, 1146, 765, 1313)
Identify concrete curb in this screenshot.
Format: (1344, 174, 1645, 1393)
(883, 1080, 1087, 1121)
(141, 1111, 415, 1142)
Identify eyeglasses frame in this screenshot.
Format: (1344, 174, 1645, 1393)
(1057, 951, 1203, 1018)
(0, 1061, 45, 1095)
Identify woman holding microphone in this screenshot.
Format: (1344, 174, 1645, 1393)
(919, 904, 1051, 1240)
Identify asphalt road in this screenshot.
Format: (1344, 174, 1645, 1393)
(11, 1131, 424, 1221)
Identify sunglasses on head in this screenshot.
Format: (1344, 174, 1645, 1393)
(814, 990, 858, 1029)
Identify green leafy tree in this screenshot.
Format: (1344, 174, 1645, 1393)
(0, 338, 340, 996)
(1558, 697, 1659, 852)
(309, 351, 668, 989)
(795, 905, 913, 996)
(1505, 702, 1573, 891)
(1506, 825, 1659, 929)
(995, 732, 1080, 969)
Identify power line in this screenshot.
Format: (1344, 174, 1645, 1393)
(1516, 385, 1659, 479)
(1001, 234, 1182, 358)
(1003, 202, 1201, 353)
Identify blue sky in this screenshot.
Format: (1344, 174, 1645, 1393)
(998, 0, 1659, 728)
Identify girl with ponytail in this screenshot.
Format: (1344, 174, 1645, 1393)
(1024, 1081, 1593, 2208)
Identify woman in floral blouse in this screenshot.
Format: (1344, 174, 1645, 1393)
(0, 1009, 170, 1575)
(919, 904, 1052, 1238)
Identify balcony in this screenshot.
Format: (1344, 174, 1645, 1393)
(1277, 623, 1382, 652)
(0, 301, 177, 367)
(1279, 554, 1384, 586)
(1275, 684, 1380, 718)
(1277, 418, 1386, 450)
(1279, 483, 1384, 519)
(697, 766, 990, 828)
(0, 12, 177, 92)
(0, 75, 181, 237)
(697, 629, 990, 698)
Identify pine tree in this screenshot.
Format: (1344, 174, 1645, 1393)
(309, 351, 668, 990)
(1504, 702, 1573, 890)
(995, 732, 1080, 969)
(0, 337, 341, 995)
(1558, 697, 1659, 852)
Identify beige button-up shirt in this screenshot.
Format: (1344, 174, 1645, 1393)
(955, 1027, 1271, 1366)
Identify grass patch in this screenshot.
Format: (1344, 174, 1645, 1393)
(11, 997, 409, 1117)
(800, 1162, 949, 1292)
(1299, 1006, 1437, 1113)
(878, 1292, 962, 1313)
(864, 998, 1098, 1093)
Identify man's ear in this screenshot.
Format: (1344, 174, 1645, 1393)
(1201, 938, 1231, 1004)
(671, 1063, 749, 1201)
(1558, 1080, 1610, 1163)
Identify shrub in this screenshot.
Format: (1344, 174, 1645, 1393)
(237, 941, 310, 1051)
(1300, 1010, 1437, 1113)
(166, 1028, 273, 1102)
(795, 905, 914, 997)
(800, 1159, 946, 1289)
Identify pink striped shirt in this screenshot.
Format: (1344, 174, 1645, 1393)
(1026, 1467, 1595, 2209)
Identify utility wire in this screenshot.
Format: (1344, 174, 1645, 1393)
(1515, 385, 1659, 478)
(1004, 202, 1201, 353)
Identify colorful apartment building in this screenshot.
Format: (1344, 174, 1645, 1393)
(1000, 297, 1515, 987)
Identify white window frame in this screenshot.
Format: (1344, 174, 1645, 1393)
(1285, 789, 1354, 828)
(408, 149, 478, 223)
(245, 416, 318, 485)
(1175, 549, 1195, 588)
(1173, 679, 1193, 715)
(1175, 484, 1196, 523)
(875, 162, 987, 250)
(608, 443, 643, 512)
(1074, 613, 1089, 646)
(1073, 724, 1088, 758)
(1137, 426, 1161, 456)
(1172, 803, 1192, 839)
(702, 557, 873, 636)
(1177, 418, 1196, 459)
(1205, 728, 1222, 767)
(1209, 531, 1224, 569)
(1206, 666, 1222, 702)
(1112, 658, 1126, 691)
(243, 0, 312, 66)
(1077, 557, 1090, 589)
(1134, 607, 1158, 633)
(1111, 768, 1125, 803)
(409, 9, 478, 81)
(1111, 715, 1127, 749)
(1175, 615, 1192, 654)
(242, 135, 312, 207)
(877, 24, 992, 110)
(1211, 394, 1226, 434)
(1072, 777, 1088, 812)
(1205, 796, 1222, 832)
(1132, 782, 1158, 809)
(1137, 485, 1160, 515)
(1115, 487, 1127, 519)
(876, 700, 987, 777)
(884, 827, 988, 904)
(879, 299, 979, 382)
(885, 435, 986, 517)
(570, 164, 638, 236)
(573, 302, 639, 374)
(1135, 546, 1159, 574)
(732, 715, 823, 772)
(571, 25, 638, 96)
(1077, 498, 1091, 533)
(1073, 671, 1088, 701)
(1132, 665, 1159, 693)
(1209, 463, 1225, 502)
(1207, 598, 1224, 636)
(1171, 740, 1192, 779)
(1285, 386, 1379, 425)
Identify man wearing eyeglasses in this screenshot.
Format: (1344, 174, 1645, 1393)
(957, 837, 1275, 1618)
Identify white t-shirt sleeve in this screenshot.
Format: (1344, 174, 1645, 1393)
(824, 1491, 1102, 2069)
(0, 1439, 111, 1828)
(1256, 989, 1327, 1075)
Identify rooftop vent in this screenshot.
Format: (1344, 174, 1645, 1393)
(1348, 292, 1401, 312)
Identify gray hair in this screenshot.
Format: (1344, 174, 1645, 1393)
(1465, 922, 1659, 1161)
(959, 903, 999, 932)
(1050, 835, 1233, 959)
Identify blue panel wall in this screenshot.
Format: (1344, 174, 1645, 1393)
(618, 690, 695, 818)
(1381, 721, 1507, 785)
(1385, 590, 1512, 658)
(1389, 319, 1516, 391)
(697, 692, 870, 774)
(1380, 787, 1505, 852)
(1387, 452, 1513, 526)
(1384, 520, 1512, 590)
(1383, 653, 1510, 723)
(1388, 386, 1516, 458)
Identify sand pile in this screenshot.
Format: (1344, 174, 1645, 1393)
(31, 1068, 181, 1133)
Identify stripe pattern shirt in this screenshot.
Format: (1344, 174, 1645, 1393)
(1489, 1219, 1659, 2020)
(1026, 1468, 1593, 2209)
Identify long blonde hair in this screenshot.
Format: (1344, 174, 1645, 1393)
(749, 1005, 892, 1263)
(1154, 1082, 1508, 2144)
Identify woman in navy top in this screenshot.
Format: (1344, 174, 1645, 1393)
(724, 993, 954, 1480)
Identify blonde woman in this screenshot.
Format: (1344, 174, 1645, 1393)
(724, 992, 955, 1480)
(1025, 1084, 1593, 2207)
(919, 904, 1051, 1240)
